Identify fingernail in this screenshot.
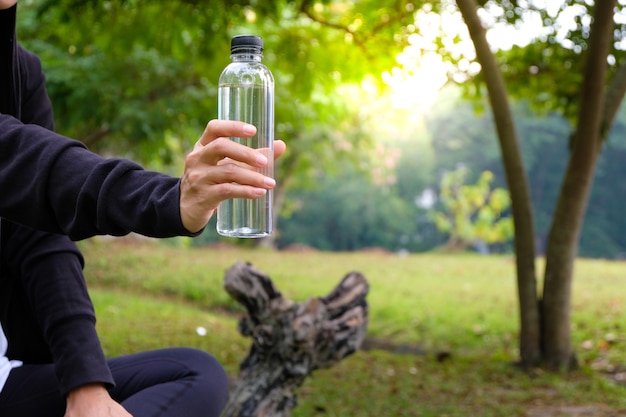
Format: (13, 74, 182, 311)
(254, 188, 267, 196)
(256, 154, 268, 165)
(243, 124, 256, 135)
(264, 177, 276, 187)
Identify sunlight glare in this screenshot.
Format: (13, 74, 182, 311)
(383, 51, 447, 112)
(382, 9, 475, 113)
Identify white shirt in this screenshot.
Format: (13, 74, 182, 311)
(0, 321, 22, 393)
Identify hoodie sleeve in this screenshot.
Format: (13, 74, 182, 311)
(2, 220, 115, 396)
(0, 44, 198, 240)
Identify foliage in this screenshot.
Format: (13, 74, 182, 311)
(14, 0, 423, 161)
(488, 0, 626, 123)
(16, 0, 429, 247)
(193, 89, 626, 257)
(424, 87, 626, 259)
(17, 0, 236, 162)
(277, 166, 419, 252)
(15, 0, 626, 258)
(431, 167, 513, 250)
(447, 0, 626, 123)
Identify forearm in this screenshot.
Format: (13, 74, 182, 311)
(0, 116, 194, 239)
(4, 222, 115, 394)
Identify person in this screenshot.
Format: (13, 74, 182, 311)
(1, 221, 232, 417)
(0, 0, 286, 238)
(0, 1, 287, 416)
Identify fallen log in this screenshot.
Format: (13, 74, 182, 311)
(221, 261, 369, 417)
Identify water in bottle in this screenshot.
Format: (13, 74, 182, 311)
(217, 35, 274, 238)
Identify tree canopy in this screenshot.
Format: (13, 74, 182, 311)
(16, 0, 626, 259)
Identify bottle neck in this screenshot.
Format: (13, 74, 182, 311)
(231, 49, 263, 63)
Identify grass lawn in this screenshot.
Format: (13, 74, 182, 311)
(79, 237, 626, 416)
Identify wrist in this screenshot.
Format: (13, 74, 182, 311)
(67, 383, 109, 404)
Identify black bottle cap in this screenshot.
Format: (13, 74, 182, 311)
(231, 35, 263, 53)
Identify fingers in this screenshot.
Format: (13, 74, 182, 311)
(199, 119, 257, 147)
(194, 119, 267, 168)
(196, 120, 286, 162)
(197, 137, 269, 168)
(274, 139, 286, 160)
(204, 162, 276, 191)
(179, 120, 286, 233)
(194, 132, 285, 171)
(179, 161, 274, 233)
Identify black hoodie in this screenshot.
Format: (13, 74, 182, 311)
(0, 4, 195, 398)
(0, 4, 193, 241)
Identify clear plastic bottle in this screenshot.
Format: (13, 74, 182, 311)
(216, 35, 274, 238)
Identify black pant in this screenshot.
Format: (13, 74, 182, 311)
(0, 348, 229, 417)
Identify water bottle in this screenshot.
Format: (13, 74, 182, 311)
(216, 35, 275, 238)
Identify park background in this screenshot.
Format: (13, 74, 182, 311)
(16, 0, 626, 415)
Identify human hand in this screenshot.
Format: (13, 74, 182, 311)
(65, 384, 132, 417)
(180, 119, 286, 233)
(0, 0, 18, 11)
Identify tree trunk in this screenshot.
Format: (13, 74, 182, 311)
(542, 0, 616, 370)
(603, 62, 626, 134)
(456, 0, 541, 366)
(221, 261, 369, 417)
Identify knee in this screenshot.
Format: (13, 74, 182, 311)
(182, 348, 227, 378)
(174, 348, 230, 405)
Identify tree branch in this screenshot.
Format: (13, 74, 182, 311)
(298, 0, 411, 63)
(602, 61, 626, 137)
